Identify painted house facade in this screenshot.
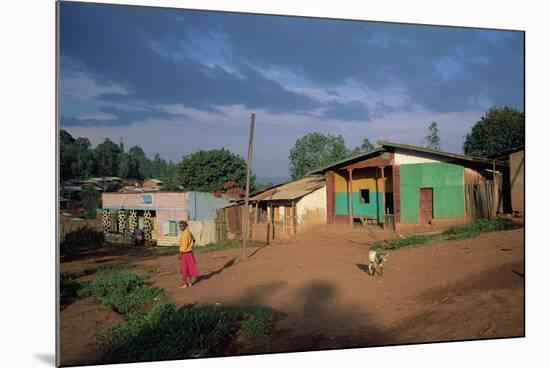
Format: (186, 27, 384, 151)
(312, 142, 504, 228)
(102, 191, 229, 246)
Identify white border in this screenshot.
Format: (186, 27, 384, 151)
(2, 1, 547, 367)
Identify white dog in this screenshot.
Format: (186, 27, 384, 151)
(367, 250, 388, 276)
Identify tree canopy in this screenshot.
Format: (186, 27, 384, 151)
(175, 149, 254, 192)
(289, 132, 350, 180)
(463, 106, 524, 157)
(350, 138, 375, 155)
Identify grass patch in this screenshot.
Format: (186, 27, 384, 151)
(443, 218, 515, 240)
(371, 234, 433, 250)
(84, 263, 135, 276)
(372, 218, 518, 250)
(78, 272, 164, 319)
(97, 303, 283, 363)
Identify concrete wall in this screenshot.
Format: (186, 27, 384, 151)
(296, 186, 326, 227)
(509, 150, 524, 213)
(187, 192, 230, 221)
(400, 162, 465, 223)
(102, 192, 188, 211)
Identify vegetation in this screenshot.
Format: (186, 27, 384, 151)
(289, 132, 350, 180)
(443, 218, 515, 240)
(78, 272, 164, 320)
(97, 303, 282, 363)
(175, 149, 254, 192)
(372, 218, 517, 250)
(350, 138, 375, 155)
(60, 225, 104, 255)
(425, 122, 441, 150)
(463, 106, 524, 157)
(60, 272, 81, 309)
(80, 184, 101, 219)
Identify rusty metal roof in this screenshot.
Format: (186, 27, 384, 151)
(250, 176, 325, 202)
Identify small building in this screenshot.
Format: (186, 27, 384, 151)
(102, 191, 230, 246)
(217, 176, 326, 243)
(143, 179, 163, 190)
(309, 142, 506, 229)
(487, 146, 524, 215)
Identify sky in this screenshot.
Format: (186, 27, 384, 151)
(59, 2, 524, 179)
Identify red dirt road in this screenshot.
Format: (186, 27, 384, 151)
(60, 226, 524, 364)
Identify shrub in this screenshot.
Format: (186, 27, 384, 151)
(372, 234, 432, 250)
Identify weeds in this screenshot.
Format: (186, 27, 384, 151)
(443, 218, 515, 240)
(97, 302, 282, 363)
(78, 272, 164, 319)
(60, 272, 81, 308)
(371, 234, 432, 250)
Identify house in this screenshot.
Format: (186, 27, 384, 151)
(102, 191, 230, 246)
(309, 142, 506, 229)
(217, 176, 326, 243)
(250, 176, 326, 241)
(143, 179, 163, 190)
(487, 146, 524, 215)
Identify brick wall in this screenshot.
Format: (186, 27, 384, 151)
(156, 236, 179, 246)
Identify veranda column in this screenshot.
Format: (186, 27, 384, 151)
(347, 168, 354, 226)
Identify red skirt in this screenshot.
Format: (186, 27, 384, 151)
(179, 252, 199, 277)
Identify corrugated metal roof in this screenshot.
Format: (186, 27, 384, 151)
(250, 176, 325, 202)
(308, 141, 504, 174)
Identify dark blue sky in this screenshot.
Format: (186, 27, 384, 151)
(59, 2, 524, 178)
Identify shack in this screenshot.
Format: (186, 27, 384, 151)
(102, 191, 229, 246)
(216, 176, 326, 243)
(309, 142, 506, 229)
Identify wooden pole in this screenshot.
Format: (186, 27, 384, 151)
(380, 166, 385, 229)
(347, 168, 354, 226)
(243, 113, 255, 259)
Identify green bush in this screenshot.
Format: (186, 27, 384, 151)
(372, 234, 432, 250)
(239, 306, 280, 343)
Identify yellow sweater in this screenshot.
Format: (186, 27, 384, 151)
(179, 228, 195, 253)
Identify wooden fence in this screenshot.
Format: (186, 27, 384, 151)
(465, 181, 495, 220)
(59, 220, 103, 243)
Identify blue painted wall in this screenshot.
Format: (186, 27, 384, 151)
(187, 192, 230, 221)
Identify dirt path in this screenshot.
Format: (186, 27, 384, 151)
(59, 226, 524, 362)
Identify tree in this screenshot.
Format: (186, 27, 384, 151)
(151, 153, 169, 179)
(60, 130, 77, 182)
(80, 185, 100, 219)
(127, 145, 152, 180)
(463, 106, 524, 157)
(94, 138, 121, 177)
(351, 138, 375, 155)
(425, 122, 441, 150)
(175, 149, 254, 192)
(289, 132, 350, 180)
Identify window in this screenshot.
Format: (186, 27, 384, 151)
(168, 220, 178, 236)
(359, 189, 370, 204)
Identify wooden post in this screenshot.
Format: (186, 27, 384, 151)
(347, 168, 354, 226)
(380, 166, 386, 229)
(492, 159, 497, 217)
(243, 113, 255, 259)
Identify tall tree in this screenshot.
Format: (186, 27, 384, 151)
(128, 145, 152, 180)
(175, 149, 254, 192)
(351, 138, 375, 155)
(80, 184, 100, 219)
(72, 137, 95, 179)
(289, 132, 350, 180)
(463, 106, 524, 157)
(60, 130, 77, 182)
(94, 138, 121, 177)
(425, 122, 441, 150)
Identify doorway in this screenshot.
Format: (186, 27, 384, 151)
(419, 188, 433, 224)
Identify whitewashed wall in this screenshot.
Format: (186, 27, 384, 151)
(296, 186, 326, 226)
(393, 148, 443, 165)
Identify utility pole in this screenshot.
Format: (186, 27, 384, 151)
(243, 113, 256, 259)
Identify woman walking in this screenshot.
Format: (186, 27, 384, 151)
(178, 220, 199, 288)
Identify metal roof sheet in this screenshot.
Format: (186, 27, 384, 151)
(250, 176, 325, 202)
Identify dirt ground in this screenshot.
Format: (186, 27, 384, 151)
(59, 225, 524, 365)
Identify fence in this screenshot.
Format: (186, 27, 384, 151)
(59, 220, 102, 243)
(465, 181, 495, 220)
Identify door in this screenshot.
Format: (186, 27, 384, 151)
(419, 188, 433, 224)
(284, 206, 295, 238)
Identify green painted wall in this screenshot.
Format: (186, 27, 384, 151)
(400, 162, 465, 223)
(335, 192, 384, 220)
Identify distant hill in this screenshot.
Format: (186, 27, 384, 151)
(256, 176, 291, 186)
